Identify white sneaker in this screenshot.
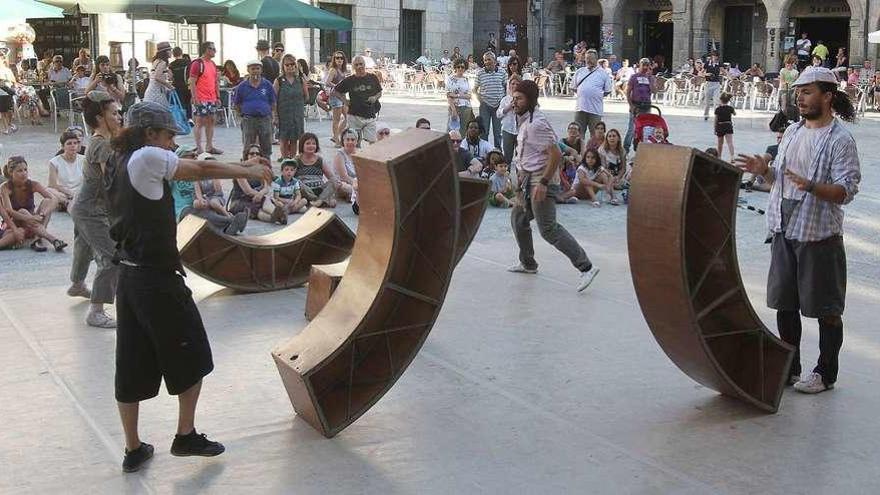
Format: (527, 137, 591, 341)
(507, 263, 537, 274)
(86, 310, 117, 329)
(793, 372, 833, 394)
(577, 266, 600, 292)
(788, 374, 801, 386)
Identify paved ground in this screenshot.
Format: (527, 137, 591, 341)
(1, 94, 879, 494)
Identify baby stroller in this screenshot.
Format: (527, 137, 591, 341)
(633, 105, 669, 149)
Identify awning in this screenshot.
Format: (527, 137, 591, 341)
(1, 0, 65, 21)
(218, 0, 352, 30)
(41, 0, 228, 23)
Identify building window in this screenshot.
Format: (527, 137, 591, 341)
(169, 23, 200, 58)
(399, 9, 423, 64)
(319, 3, 353, 63)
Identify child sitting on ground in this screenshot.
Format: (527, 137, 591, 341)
(193, 152, 232, 219)
(560, 149, 619, 207)
(259, 160, 308, 224)
(0, 156, 67, 251)
(488, 159, 515, 208)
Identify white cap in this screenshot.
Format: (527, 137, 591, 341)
(246, 59, 262, 68)
(793, 66, 838, 86)
(196, 152, 217, 161)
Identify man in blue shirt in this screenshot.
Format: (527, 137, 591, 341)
(233, 60, 276, 159)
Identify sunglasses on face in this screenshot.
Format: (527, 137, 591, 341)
(335, 56, 344, 60)
(248, 151, 261, 156)
(284, 63, 296, 67)
(379, 130, 390, 135)
(274, 48, 284, 52)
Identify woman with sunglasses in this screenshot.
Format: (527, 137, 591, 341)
(506, 55, 523, 80)
(446, 59, 474, 132)
(275, 54, 309, 160)
(324, 51, 349, 146)
(68, 91, 123, 327)
(228, 144, 271, 219)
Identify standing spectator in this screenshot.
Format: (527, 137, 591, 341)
(362, 48, 377, 69)
(779, 55, 799, 113)
(85, 55, 125, 103)
(169, 47, 191, 120)
(812, 40, 829, 65)
(714, 92, 736, 161)
(452, 46, 463, 61)
(609, 55, 622, 73)
(0, 54, 16, 134)
(474, 52, 506, 148)
(734, 67, 859, 394)
(1, 157, 66, 252)
(466, 54, 478, 71)
(624, 58, 656, 152)
(221, 60, 241, 86)
(613, 59, 634, 99)
(275, 54, 309, 160)
(72, 48, 94, 75)
(570, 49, 612, 139)
(507, 80, 599, 291)
(68, 91, 122, 327)
(257, 40, 280, 82)
(234, 60, 276, 160)
(832, 48, 848, 78)
(332, 56, 382, 145)
(325, 51, 349, 146)
(703, 52, 722, 121)
(858, 59, 874, 85)
(446, 59, 474, 131)
(497, 75, 522, 164)
(272, 42, 285, 64)
(47, 131, 84, 211)
(143, 41, 174, 108)
(506, 56, 522, 79)
(188, 42, 223, 155)
(796, 33, 812, 69)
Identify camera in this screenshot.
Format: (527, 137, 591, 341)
(102, 72, 118, 86)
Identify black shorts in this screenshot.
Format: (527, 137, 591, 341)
(715, 122, 733, 137)
(115, 265, 214, 403)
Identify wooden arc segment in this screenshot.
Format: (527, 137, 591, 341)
(273, 129, 464, 437)
(176, 208, 355, 292)
(627, 144, 794, 412)
(303, 177, 490, 321)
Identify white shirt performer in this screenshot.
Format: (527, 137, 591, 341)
(507, 79, 600, 292)
(735, 67, 860, 395)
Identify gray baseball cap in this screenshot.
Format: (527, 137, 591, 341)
(125, 101, 180, 134)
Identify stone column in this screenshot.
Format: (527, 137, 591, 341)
(671, 11, 689, 68)
(764, 25, 781, 72)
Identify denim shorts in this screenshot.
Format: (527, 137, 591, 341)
(329, 96, 343, 109)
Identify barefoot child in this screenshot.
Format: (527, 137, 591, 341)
(561, 149, 619, 207)
(714, 92, 736, 160)
(488, 159, 515, 208)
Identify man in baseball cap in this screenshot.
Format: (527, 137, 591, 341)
(256, 39, 279, 82)
(233, 60, 277, 160)
(107, 99, 272, 473)
(735, 64, 860, 395)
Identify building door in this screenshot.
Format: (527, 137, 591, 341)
(319, 3, 352, 63)
(723, 6, 753, 69)
(796, 18, 849, 61)
(565, 15, 601, 51)
(643, 11, 673, 70)
(399, 9, 423, 64)
(169, 23, 200, 59)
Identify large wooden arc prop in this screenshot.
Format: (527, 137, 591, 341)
(627, 145, 794, 412)
(176, 208, 354, 292)
(273, 129, 467, 437)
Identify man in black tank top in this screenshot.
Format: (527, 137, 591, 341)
(106, 101, 272, 473)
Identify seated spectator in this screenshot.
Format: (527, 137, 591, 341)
(585, 121, 606, 152)
(193, 152, 233, 218)
(69, 65, 91, 94)
(846, 68, 859, 86)
(449, 130, 473, 173)
(0, 195, 25, 249)
(647, 126, 670, 144)
(744, 63, 765, 79)
(461, 119, 494, 162)
(228, 144, 271, 218)
(705, 147, 719, 157)
(259, 159, 308, 224)
(488, 159, 515, 208)
(333, 129, 359, 202)
(47, 131, 85, 211)
(0, 156, 67, 251)
(415, 118, 431, 129)
(171, 147, 248, 235)
(48, 55, 72, 86)
(614, 59, 634, 99)
(545, 51, 567, 74)
(560, 149, 619, 207)
(376, 122, 391, 141)
(294, 133, 336, 208)
(598, 128, 627, 188)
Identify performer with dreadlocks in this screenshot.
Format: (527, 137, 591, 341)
(506, 79, 600, 292)
(736, 66, 861, 394)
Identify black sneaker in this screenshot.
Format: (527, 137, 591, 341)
(122, 442, 154, 472)
(170, 430, 225, 457)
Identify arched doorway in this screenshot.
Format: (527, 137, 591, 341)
(784, 0, 851, 64)
(619, 0, 675, 70)
(701, 0, 768, 70)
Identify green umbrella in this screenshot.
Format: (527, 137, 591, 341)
(219, 0, 352, 30)
(1, 0, 65, 20)
(42, 0, 227, 22)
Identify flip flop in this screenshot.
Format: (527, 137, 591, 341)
(52, 239, 68, 252)
(31, 240, 47, 252)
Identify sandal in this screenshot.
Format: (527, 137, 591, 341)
(591, 201, 601, 208)
(52, 239, 68, 252)
(207, 147, 224, 155)
(31, 240, 47, 252)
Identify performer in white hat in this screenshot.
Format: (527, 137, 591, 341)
(735, 66, 860, 394)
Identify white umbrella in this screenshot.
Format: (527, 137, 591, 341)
(869, 30, 880, 44)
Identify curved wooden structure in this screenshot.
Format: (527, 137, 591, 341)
(303, 177, 489, 321)
(273, 129, 466, 437)
(627, 144, 794, 412)
(176, 208, 355, 292)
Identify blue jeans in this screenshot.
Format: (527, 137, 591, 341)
(479, 102, 502, 148)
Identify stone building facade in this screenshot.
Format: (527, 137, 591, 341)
(475, 0, 879, 72)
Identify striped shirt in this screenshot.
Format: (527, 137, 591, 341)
(766, 119, 860, 242)
(476, 66, 507, 107)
